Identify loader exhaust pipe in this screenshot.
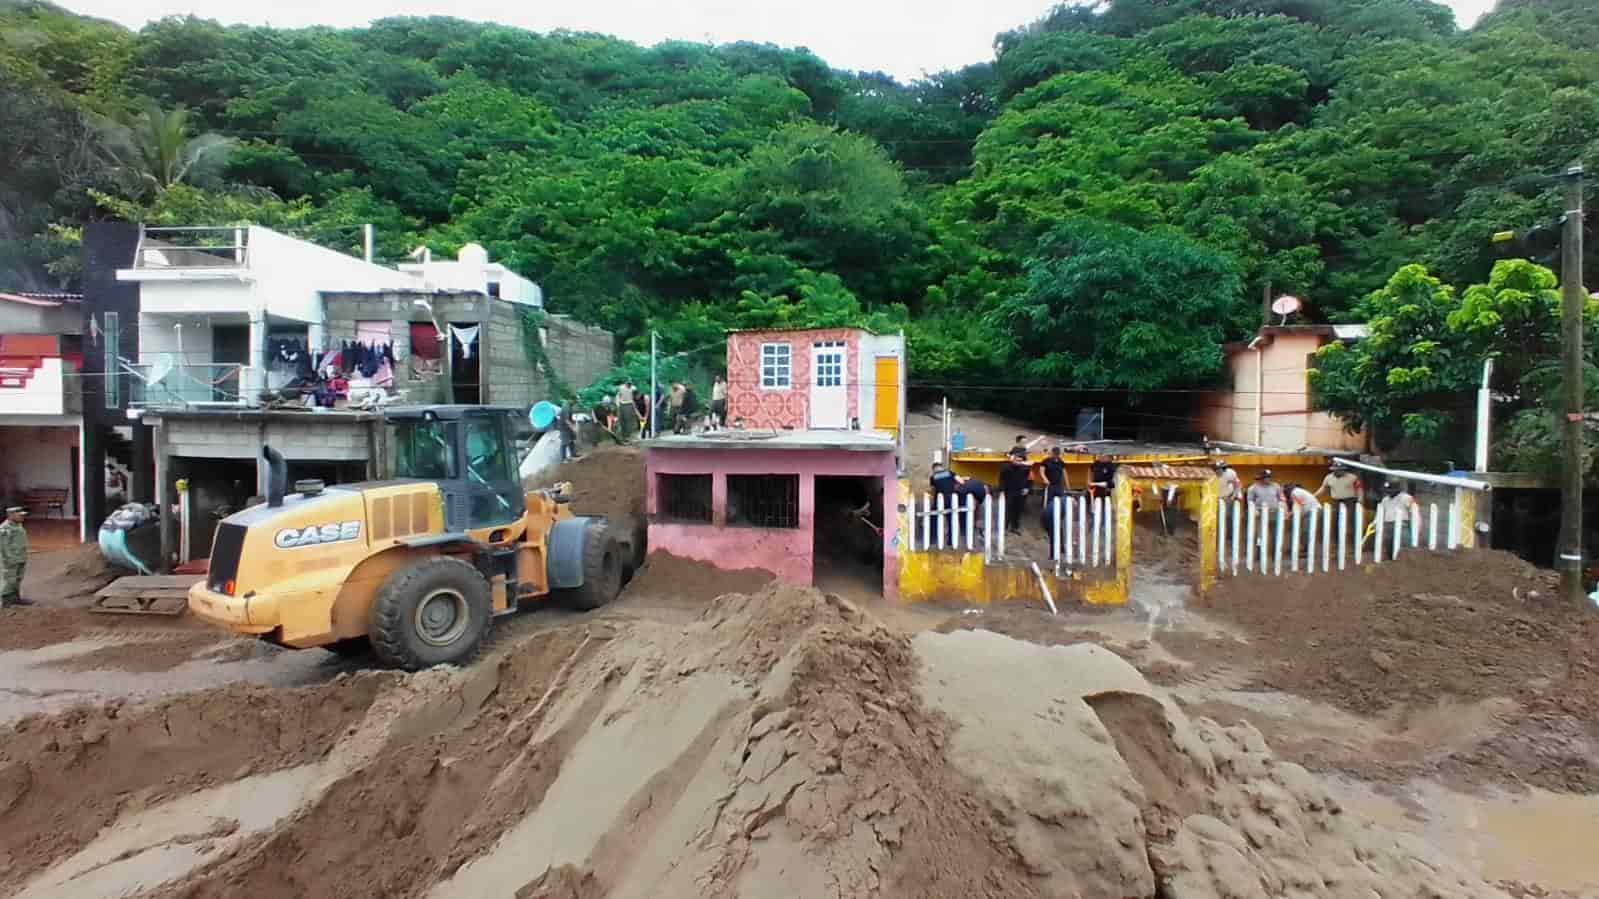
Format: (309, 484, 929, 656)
(264, 446, 287, 508)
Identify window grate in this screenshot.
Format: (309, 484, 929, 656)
(727, 475, 800, 529)
(659, 474, 713, 523)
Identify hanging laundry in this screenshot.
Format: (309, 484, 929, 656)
(451, 325, 480, 359)
(410, 323, 440, 360)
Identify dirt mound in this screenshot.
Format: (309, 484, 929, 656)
(529, 446, 647, 570)
(21, 543, 121, 606)
(0, 672, 394, 892)
(1204, 549, 1599, 792)
(42, 628, 235, 673)
(1, 577, 1512, 898)
(622, 551, 774, 604)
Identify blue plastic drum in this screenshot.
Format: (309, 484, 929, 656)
(529, 401, 560, 430)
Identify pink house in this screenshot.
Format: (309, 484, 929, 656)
(644, 430, 899, 599)
(725, 327, 906, 438)
(1198, 324, 1370, 452)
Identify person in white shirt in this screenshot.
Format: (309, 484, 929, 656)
(1378, 481, 1417, 525)
(1286, 482, 1319, 511)
(1214, 459, 1242, 503)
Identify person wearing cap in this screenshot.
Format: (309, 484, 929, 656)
(1246, 470, 1284, 510)
(0, 505, 29, 607)
(1376, 480, 1418, 542)
(1315, 458, 1363, 515)
(998, 449, 1033, 535)
(1214, 459, 1242, 504)
(930, 462, 961, 542)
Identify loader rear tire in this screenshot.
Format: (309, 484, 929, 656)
(559, 523, 622, 611)
(370, 557, 492, 670)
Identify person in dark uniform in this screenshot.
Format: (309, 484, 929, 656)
(998, 449, 1032, 535)
(930, 462, 961, 543)
(1089, 453, 1116, 498)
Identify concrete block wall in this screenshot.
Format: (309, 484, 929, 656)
(323, 291, 612, 409)
(545, 315, 614, 397)
(161, 415, 373, 463)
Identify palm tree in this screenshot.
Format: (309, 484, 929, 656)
(109, 102, 234, 195)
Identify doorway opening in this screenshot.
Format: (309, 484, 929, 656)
(812, 475, 884, 599)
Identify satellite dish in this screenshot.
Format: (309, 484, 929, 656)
(1271, 295, 1302, 324)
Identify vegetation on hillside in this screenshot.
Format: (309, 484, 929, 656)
(2, 0, 1596, 458)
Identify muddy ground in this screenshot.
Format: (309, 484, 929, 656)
(1, 516, 1596, 895)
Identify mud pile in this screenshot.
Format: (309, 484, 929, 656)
(1204, 549, 1599, 791)
(0, 581, 1510, 898)
(20, 542, 121, 607)
(528, 446, 647, 571)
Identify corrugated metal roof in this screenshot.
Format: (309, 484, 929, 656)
(0, 291, 82, 307)
(1119, 464, 1215, 481)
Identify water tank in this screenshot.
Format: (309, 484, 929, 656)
(458, 243, 489, 267)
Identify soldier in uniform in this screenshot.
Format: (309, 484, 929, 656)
(1, 505, 30, 607)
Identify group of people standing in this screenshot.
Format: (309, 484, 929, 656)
(1214, 457, 1420, 543)
(606, 375, 730, 441)
(929, 437, 1119, 548)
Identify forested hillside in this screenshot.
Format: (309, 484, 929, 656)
(3, 0, 1596, 400)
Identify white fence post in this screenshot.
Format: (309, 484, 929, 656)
(1291, 507, 1302, 573)
(1392, 506, 1403, 559)
(997, 492, 1006, 559)
(1374, 505, 1385, 563)
(1231, 501, 1241, 575)
(1273, 505, 1285, 576)
(983, 496, 993, 562)
(921, 493, 931, 550)
(1245, 503, 1257, 572)
(1217, 500, 1227, 576)
(935, 492, 946, 550)
(1322, 504, 1332, 573)
(1428, 503, 1439, 551)
(1064, 495, 1075, 564)
(1305, 506, 1317, 574)
(1101, 496, 1112, 566)
(966, 494, 976, 551)
(1355, 503, 1365, 565)
(1410, 505, 1421, 549)
(1447, 501, 1459, 550)
(1090, 497, 1100, 567)
(1078, 496, 1089, 565)
(1052, 496, 1062, 562)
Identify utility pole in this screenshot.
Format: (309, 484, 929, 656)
(1559, 161, 1585, 604)
(649, 330, 659, 439)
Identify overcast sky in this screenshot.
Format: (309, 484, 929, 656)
(62, 0, 1499, 83)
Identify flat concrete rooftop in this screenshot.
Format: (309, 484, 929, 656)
(643, 429, 896, 452)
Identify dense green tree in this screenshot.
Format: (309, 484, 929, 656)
(999, 219, 1242, 390)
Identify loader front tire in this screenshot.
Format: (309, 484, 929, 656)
(559, 523, 622, 611)
(370, 557, 492, 670)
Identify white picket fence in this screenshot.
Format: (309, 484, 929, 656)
(905, 493, 1116, 568)
(1216, 499, 1466, 577)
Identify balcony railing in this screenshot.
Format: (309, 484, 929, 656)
(124, 359, 253, 407)
(131, 226, 249, 270)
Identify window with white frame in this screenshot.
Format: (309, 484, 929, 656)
(760, 342, 792, 389)
(814, 341, 844, 387)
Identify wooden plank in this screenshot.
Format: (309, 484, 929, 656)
(96, 575, 203, 598)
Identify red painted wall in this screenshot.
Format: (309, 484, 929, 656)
(725, 329, 862, 430)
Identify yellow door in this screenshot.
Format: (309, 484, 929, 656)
(873, 356, 899, 435)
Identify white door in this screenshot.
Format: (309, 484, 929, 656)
(810, 342, 848, 428)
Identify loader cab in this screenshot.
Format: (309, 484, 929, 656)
(386, 405, 523, 531)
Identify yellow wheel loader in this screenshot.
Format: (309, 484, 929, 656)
(187, 405, 622, 669)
